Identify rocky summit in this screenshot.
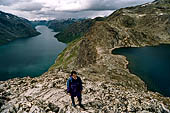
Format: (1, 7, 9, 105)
(1, 0, 170, 112)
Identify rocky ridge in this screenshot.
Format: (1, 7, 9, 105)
(0, 69, 170, 113)
(50, 0, 170, 70)
(48, 0, 170, 112)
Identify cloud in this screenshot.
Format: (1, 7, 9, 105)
(0, 0, 18, 6)
(0, 0, 154, 20)
(12, 2, 43, 11)
(34, 10, 113, 20)
(34, 0, 154, 11)
(86, 0, 153, 11)
(0, 0, 30, 6)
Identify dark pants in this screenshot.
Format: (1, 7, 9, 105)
(71, 94, 82, 105)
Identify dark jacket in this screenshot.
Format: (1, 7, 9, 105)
(67, 76, 83, 97)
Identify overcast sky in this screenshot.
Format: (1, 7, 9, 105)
(0, 0, 154, 20)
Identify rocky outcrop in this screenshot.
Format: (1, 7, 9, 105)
(77, 38, 97, 68)
(0, 70, 170, 113)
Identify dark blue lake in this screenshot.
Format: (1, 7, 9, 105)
(0, 26, 67, 81)
(112, 45, 170, 97)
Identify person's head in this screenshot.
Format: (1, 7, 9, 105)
(71, 71, 77, 79)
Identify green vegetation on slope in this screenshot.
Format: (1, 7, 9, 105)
(49, 38, 82, 70)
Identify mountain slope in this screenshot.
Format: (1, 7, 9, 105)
(1, 0, 170, 112)
(47, 19, 81, 32)
(49, 0, 170, 110)
(55, 17, 105, 43)
(0, 11, 40, 45)
(49, 0, 170, 92)
(52, 0, 170, 70)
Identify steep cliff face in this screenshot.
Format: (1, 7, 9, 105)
(0, 11, 40, 45)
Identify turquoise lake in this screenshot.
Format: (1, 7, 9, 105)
(0, 26, 67, 81)
(112, 45, 170, 97)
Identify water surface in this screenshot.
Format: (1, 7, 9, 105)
(112, 45, 170, 97)
(0, 26, 67, 81)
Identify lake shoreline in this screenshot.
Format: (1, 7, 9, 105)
(112, 44, 170, 97)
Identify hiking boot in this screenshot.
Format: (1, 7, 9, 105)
(72, 103, 76, 107)
(79, 104, 86, 110)
(79, 104, 84, 108)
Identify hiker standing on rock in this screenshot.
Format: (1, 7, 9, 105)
(67, 71, 84, 108)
